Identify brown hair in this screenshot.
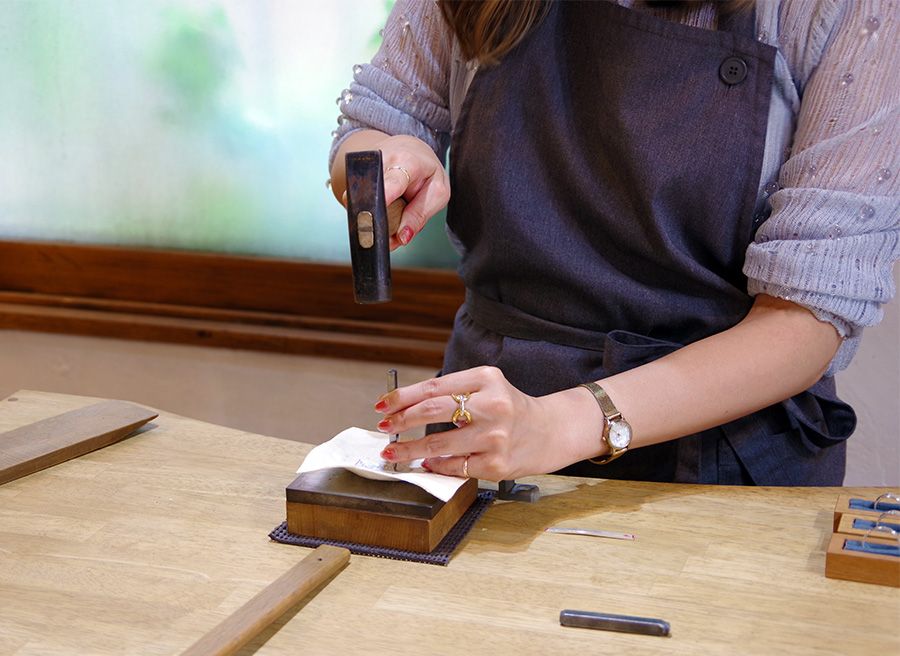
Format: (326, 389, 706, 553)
(440, 1, 755, 65)
(438, 1, 550, 65)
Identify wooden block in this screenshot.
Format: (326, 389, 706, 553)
(825, 532, 900, 588)
(832, 492, 900, 531)
(0, 400, 157, 486)
(286, 469, 478, 553)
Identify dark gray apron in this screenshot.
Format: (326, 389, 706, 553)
(441, 1, 855, 485)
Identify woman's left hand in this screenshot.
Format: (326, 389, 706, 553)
(374, 366, 604, 480)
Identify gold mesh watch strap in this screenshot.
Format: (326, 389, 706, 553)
(579, 382, 626, 465)
(580, 382, 620, 420)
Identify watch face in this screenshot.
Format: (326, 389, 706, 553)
(608, 420, 632, 449)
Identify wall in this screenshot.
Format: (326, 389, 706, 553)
(0, 330, 436, 446)
(841, 266, 900, 486)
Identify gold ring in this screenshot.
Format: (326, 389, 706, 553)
(463, 455, 470, 479)
(387, 165, 411, 186)
(450, 393, 472, 425)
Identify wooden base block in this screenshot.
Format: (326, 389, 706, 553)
(825, 532, 900, 588)
(286, 469, 478, 553)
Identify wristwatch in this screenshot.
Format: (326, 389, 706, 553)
(579, 382, 632, 465)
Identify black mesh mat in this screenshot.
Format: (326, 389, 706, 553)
(269, 489, 495, 566)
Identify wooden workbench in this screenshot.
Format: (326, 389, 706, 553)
(1, 390, 897, 655)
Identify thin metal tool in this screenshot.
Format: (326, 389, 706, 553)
(387, 368, 399, 472)
(545, 526, 635, 541)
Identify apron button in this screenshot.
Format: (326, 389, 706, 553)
(719, 56, 748, 85)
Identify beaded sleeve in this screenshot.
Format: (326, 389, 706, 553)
(328, 0, 452, 170)
(743, 0, 900, 374)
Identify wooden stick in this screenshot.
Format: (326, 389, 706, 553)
(181, 545, 350, 656)
(0, 400, 157, 486)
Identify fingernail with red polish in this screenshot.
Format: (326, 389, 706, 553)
(374, 399, 388, 412)
(398, 226, 414, 245)
(377, 419, 391, 432)
(381, 448, 395, 461)
(421, 460, 432, 471)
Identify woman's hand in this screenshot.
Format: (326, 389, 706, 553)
(374, 366, 606, 480)
(377, 135, 450, 250)
(332, 130, 450, 250)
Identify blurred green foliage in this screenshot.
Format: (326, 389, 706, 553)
(151, 6, 237, 123)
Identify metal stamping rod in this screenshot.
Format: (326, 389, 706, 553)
(559, 609, 671, 636)
(388, 368, 399, 471)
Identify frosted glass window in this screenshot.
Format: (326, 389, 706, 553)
(0, 0, 457, 268)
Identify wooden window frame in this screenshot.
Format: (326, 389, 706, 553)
(0, 241, 464, 368)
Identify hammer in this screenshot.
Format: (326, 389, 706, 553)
(344, 150, 406, 304)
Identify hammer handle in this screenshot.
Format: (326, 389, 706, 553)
(181, 545, 350, 656)
(387, 197, 406, 237)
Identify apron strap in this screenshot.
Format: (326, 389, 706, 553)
(465, 289, 608, 351)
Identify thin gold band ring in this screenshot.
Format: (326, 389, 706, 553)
(387, 165, 411, 186)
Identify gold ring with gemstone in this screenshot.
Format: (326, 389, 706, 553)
(450, 392, 472, 425)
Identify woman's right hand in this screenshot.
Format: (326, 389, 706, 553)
(332, 130, 450, 250)
(377, 134, 451, 249)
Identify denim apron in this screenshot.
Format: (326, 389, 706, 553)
(441, 1, 855, 485)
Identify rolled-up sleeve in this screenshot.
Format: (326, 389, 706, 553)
(328, 0, 453, 170)
(744, 0, 900, 374)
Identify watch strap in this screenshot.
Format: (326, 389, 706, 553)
(589, 450, 624, 466)
(579, 382, 628, 465)
(580, 381, 621, 420)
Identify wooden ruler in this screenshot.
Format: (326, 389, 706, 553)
(181, 545, 351, 656)
(0, 399, 158, 485)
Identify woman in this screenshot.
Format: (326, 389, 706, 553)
(329, 0, 898, 485)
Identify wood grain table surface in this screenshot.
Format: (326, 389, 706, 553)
(1, 389, 897, 655)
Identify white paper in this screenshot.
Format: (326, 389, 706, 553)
(297, 427, 468, 502)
